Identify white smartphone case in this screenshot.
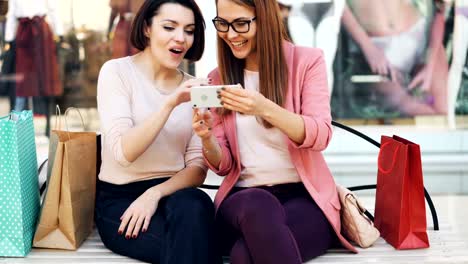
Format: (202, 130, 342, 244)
(190, 84, 241, 108)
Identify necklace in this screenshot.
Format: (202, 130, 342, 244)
(154, 69, 185, 95)
(130, 54, 185, 94)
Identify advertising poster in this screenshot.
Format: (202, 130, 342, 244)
(331, 0, 454, 120)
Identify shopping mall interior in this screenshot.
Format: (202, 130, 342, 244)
(0, 0, 467, 263)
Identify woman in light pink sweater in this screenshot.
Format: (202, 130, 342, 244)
(95, 1, 220, 263)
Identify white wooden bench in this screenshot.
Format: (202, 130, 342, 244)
(3, 208, 467, 264)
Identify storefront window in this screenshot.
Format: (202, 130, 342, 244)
(281, 0, 465, 125)
(0, 0, 112, 134)
(0, 0, 466, 129)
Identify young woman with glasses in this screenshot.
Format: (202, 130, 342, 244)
(95, 0, 220, 263)
(192, 0, 357, 263)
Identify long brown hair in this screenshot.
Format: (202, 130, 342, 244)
(215, 0, 288, 128)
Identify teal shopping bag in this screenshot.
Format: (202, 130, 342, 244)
(0, 110, 40, 257)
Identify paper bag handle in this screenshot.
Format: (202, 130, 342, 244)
(54, 105, 62, 130)
(64, 107, 86, 132)
(377, 141, 400, 174)
(54, 105, 86, 131)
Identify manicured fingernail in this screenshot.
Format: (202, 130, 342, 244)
(125, 235, 130, 239)
(220, 102, 224, 105)
(142, 228, 147, 233)
(132, 234, 137, 239)
(217, 95, 221, 99)
(216, 90, 221, 94)
(221, 87, 226, 90)
(118, 230, 123, 235)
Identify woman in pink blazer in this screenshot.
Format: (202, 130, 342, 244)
(193, 0, 357, 263)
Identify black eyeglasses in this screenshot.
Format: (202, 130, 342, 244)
(212, 17, 257, 33)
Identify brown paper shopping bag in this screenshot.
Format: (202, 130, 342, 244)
(33, 108, 96, 250)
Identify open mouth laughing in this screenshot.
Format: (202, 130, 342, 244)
(231, 40, 248, 48)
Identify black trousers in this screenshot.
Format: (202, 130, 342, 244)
(95, 178, 221, 264)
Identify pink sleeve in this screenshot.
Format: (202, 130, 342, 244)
(202, 70, 235, 176)
(289, 50, 333, 150)
(97, 61, 133, 167)
(185, 133, 208, 172)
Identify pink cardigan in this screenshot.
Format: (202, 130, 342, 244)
(206, 41, 357, 253)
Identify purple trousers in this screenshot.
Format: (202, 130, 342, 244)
(216, 183, 336, 264)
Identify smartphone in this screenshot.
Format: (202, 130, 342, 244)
(190, 84, 242, 108)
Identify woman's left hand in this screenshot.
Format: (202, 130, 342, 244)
(118, 188, 162, 239)
(219, 86, 271, 116)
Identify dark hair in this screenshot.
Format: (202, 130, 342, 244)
(130, 0, 205, 61)
(215, 0, 288, 128)
(278, 3, 292, 11)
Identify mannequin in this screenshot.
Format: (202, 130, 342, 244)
(108, 0, 144, 58)
(277, 0, 344, 93)
(5, 0, 63, 135)
(277, 0, 314, 48)
(309, 0, 345, 93)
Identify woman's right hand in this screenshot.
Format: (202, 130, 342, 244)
(167, 78, 211, 108)
(192, 108, 213, 141)
(192, 108, 222, 168)
(118, 188, 162, 239)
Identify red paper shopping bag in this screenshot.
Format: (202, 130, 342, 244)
(374, 135, 429, 250)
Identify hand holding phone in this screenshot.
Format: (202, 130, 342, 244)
(190, 84, 242, 108)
